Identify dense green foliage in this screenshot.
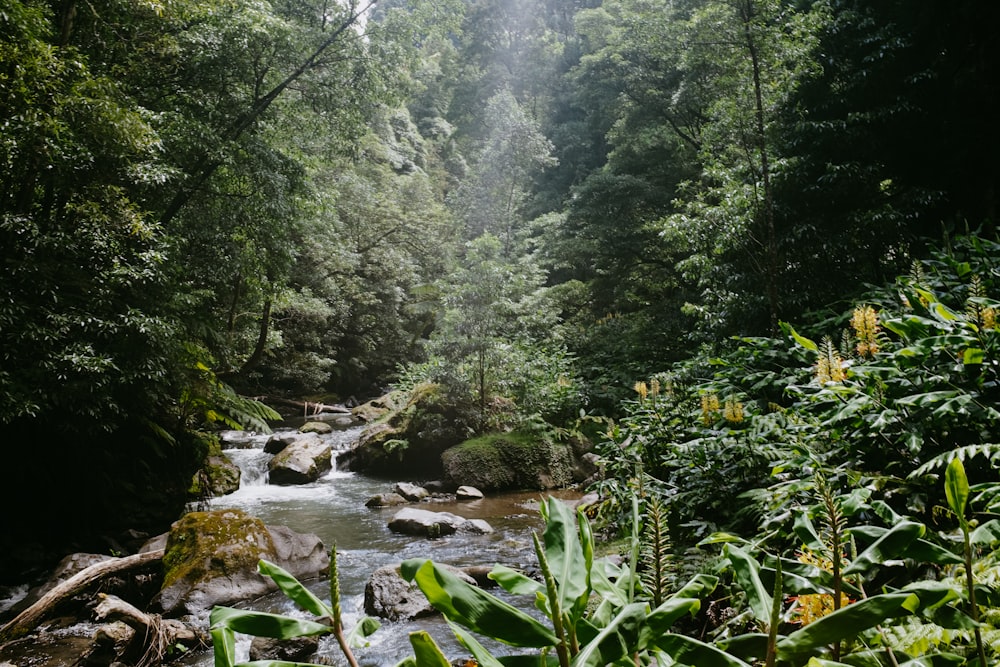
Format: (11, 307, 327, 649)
(1, 3, 998, 647)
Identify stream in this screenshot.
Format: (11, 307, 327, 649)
(177, 418, 581, 666)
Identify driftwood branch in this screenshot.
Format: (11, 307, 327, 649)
(94, 594, 206, 667)
(0, 549, 164, 642)
(255, 396, 352, 416)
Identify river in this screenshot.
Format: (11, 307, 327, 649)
(177, 418, 582, 666)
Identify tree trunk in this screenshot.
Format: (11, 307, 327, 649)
(0, 550, 164, 643)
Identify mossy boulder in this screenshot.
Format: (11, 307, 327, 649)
(188, 455, 240, 498)
(441, 431, 576, 491)
(340, 383, 471, 478)
(154, 509, 327, 618)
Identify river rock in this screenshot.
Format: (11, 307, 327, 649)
(394, 482, 429, 501)
(268, 434, 332, 485)
(366, 492, 408, 507)
(190, 454, 240, 498)
(456, 485, 484, 500)
(299, 421, 333, 434)
(153, 509, 328, 619)
(364, 563, 476, 621)
(250, 635, 320, 662)
(387, 508, 492, 537)
(264, 431, 302, 455)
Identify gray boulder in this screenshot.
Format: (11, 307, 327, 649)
(366, 493, 408, 508)
(387, 508, 493, 537)
(456, 485, 484, 500)
(364, 563, 476, 621)
(299, 421, 333, 434)
(394, 482, 429, 502)
(264, 431, 301, 455)
(268, 434, 332, 485)
(153, 509, 328, 619)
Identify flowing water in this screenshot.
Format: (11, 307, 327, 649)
(178, 419, 581, 666)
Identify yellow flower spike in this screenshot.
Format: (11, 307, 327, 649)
(850, 305, 880, 358)
(700, 393, 720, 425)
(816, 337, 846, 384)
(634, 381, 648, 401)
(723, 398, 744, 423)
(649, 378, 660, 399)
(984, 307, 996, 331)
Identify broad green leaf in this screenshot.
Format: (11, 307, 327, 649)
(489, 564, 544, 596)
(806, 659, 854, 667)
(210, 625, 237, 667)
(671, 573, 719, 601)
(716, 633, 769, 661)
(408, 630, 452, 667)
(654, 634, 753, 666)
(572, 601, 647, 667)
(963, 347, 985, 365)
(645, 597, 702, 635)
(345, 616, 381, 647)
(970, 518, 1000, 545)
(257, 559, 331, 619)
(781, 322, 818, 352)
(945, 458, 969, 519)
(401, 559, 557, 647)
(793, 512, 825, 552)
(449, 621, 507, 667)
(843, 521, 925, 575)
(847, 526, 961, 565)
(724, 545, 772, 623)
(209, 606, 332, 639)
(778, 592, 917, 656)
(540, 497, 590, 618)
(931, 301, 960, 322)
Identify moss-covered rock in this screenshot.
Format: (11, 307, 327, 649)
(340, 383, 471, 478)
(154, 509, 327, 618)
(441, 431, 576, 491)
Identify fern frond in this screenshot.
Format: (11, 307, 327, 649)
(910, 444, 1000, 478)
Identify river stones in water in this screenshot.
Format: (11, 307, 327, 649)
(387, 508, 493, 537)
(366, 492, 408, 507)
(268, 434, 332, 485)
(456, 485, 484, 500)
(394, 482, 429, 501)
(299, 421, 333, 434)
(364, 563, 477, 621)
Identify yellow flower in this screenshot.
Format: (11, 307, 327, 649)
(789, 547, 853, 625)
(723, 398, 744, 423)
(815, 337, 846, 384)
(634, 381, 648, 401)
(850, 305, 880, 358)
(701, 393, 720, 425)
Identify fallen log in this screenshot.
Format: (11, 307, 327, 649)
(94, 593, 206, 667)
(254, 396, 352, 416)
(0, 549, 165, 642)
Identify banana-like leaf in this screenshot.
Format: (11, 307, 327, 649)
(645, 597, 702, 635)
(401, 559, 557, 647)
(257, 559, 331, 619)
(847, 526, 962, 566)
(345, 616, 381, 647)
(843, 521, 925, 575)
(540, 497, 590, 619)
(945, 458, 969, 519)
(970, 518, 1000, 546)
(781, 322, 818, 352)
(672, 573, 719, 601)
(793, 513, 825, 553)
(408, 630, 453, 667)
(716, 633, 769, 661)
(489, 564, 544, 596)
(896, 654, 966, 666)
(805, 659, 854, 666)
(653, 634, 753, 666)
(448, 620, 507, 667)
(725, 545, 772, 623)
(572, 602, 647, 667)
(211, 625, 237, 667)
(777, 584, 958, 657)
(209, 606, 332, 639)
